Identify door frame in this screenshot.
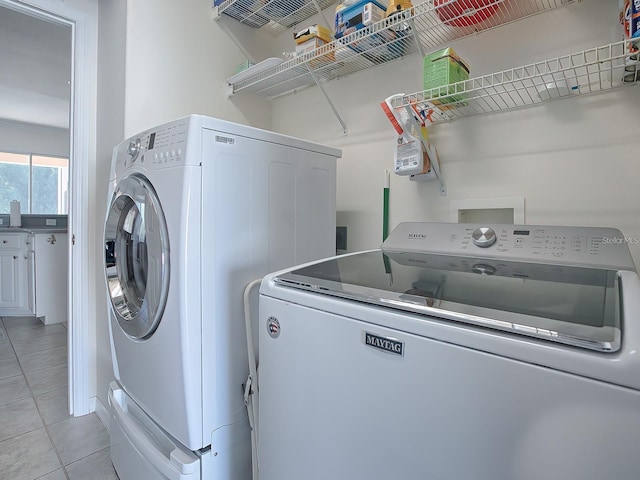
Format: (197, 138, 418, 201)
(1, 0, 97, 416)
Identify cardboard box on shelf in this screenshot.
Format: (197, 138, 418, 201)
(294, 24, 332, 44)
(295, 37, 335, 67)
(423, 47, 470, 109)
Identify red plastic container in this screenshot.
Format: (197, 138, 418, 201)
(434, 0, 501, 27)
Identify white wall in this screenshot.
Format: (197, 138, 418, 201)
(0, 119, 69, 157)
(271, 0, 640, 266)
(123, 0, 273, 137)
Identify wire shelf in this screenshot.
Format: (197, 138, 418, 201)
(391, 40, 640, 124)
(214, 0, 336, 35)
(226, 0, 576, 98)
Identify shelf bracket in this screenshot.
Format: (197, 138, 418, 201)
(211, 3, 221, 21)
(211, 3, 256, 64)
(305, 64, 348, 136)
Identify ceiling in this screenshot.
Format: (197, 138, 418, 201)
(0, 5, 72, 129)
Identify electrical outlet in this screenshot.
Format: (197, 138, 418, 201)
(0, 218, 3, 225)
(46, 219, 57, 226)
(336, 226, 347, 251)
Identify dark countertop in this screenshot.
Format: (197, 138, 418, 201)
(0, 227, 68, 235)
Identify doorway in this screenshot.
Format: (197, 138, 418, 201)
(0, 0, 97, 416)
(0, 6, 71, 215)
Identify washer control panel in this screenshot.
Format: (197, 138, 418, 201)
(114, 117, 191, 176)
(383, 222, 636, 270)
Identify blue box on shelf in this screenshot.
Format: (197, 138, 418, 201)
(335, 1, 408, 64)
(334, 0, 387, 39)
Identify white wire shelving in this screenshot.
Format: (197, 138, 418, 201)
(221, 0, 577, 99)
(390, 40, 640, 124)
(213, 0, 336, 35)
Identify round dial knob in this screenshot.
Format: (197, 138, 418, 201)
(127, 138, 142, 161)
(472, 264, 496, 276)
(472, 227, 497, 248)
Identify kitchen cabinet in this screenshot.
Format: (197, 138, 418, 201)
(0, 233, 30, 313)
(29, 233, 68, 325)
(0, 231, 68, 324)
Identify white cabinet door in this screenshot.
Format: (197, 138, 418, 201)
(34, 233, 68, 324)
(0, 233, 30, 314)
(0, 250, 21, 308)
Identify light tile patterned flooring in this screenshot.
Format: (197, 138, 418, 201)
(0, 316, 118, 480)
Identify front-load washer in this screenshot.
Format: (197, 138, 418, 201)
(104, 115, 340, 479)
(259, 222, 640, 480)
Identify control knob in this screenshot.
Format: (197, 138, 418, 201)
(472, 227, 497, 248)
(472, 264, 496, 275)
(127, 138, 142, 162)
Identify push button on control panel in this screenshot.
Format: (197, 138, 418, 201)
(472, 227, 497, 248)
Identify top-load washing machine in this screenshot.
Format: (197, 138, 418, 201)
(259, 222, 640, 480)
(104, 115, 340, 480)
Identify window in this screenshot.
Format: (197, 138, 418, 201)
(0, 151, 69, 214)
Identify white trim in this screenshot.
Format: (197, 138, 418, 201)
(450, 197, 526, 224)
(93, 395, 111, 434)
(68, 13, 91, 416)
(1, 0, 97, 417)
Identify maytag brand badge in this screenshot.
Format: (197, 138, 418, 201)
(215, 135, 235, 145)
(267, 316, 281, 339)
(364, 332, 404, 356)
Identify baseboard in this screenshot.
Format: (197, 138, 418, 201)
(93, 395, 111, 434)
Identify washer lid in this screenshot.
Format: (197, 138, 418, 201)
(274, 250, 622, 352)
(104, 173, 170, 340)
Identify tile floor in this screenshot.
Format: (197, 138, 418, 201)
(0, 316, 118, 480)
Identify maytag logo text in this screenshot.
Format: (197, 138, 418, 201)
(365, 332, 404, 356)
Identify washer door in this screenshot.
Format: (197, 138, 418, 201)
(105, 173, 170, 340)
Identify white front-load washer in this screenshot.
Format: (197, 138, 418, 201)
(259, 222, 640, 480)
(104, 115, 340, 479)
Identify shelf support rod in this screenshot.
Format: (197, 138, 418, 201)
(212, 11, 256, 64)
(306, 65, 348, 135)
(407, 17, 425, 59)
(310, 0, 332, 33)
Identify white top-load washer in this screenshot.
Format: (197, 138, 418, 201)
(259, 222, 640, 480)
(104, 115, 340, 480)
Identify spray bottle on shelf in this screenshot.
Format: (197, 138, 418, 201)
(380, 94, 433, 177)
(621, 0, 640, 55)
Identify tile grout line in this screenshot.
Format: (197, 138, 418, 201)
(31, 322, 73, 480)
(1, 316, 71, 480)
(2, 318, 115, 479)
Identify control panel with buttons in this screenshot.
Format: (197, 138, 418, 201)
(114, 118, 191, 176)
(382, 222, 636, 271)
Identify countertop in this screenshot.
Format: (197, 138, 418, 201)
(0, 227, 68, 235)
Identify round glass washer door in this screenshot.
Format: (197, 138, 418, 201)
(104, 173, 170, 340)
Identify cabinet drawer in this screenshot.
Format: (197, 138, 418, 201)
(0, 235, 25, 250)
